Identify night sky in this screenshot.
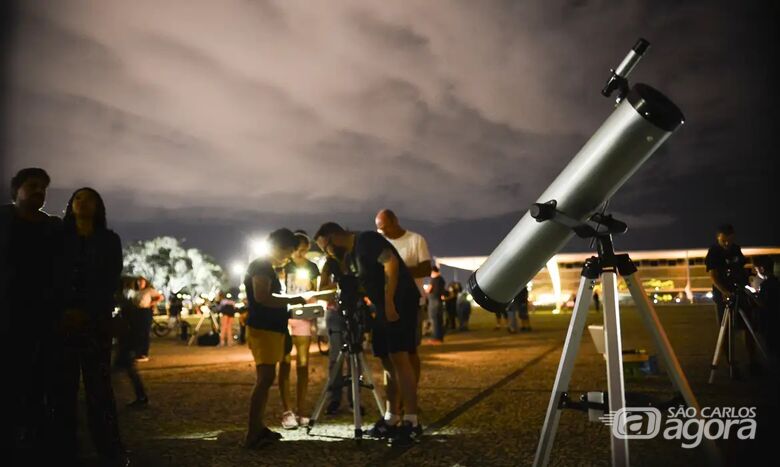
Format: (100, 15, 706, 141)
(2, 0, 778, 267)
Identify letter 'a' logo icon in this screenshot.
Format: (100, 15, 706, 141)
(600, 407, 662, 440)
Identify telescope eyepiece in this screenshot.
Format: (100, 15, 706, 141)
(602, 38, 651, 102)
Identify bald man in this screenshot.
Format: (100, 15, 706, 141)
(375, 209, 431, 381)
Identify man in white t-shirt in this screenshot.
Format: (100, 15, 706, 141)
(375, 209, 432, 299)
(375, 209, 432, 383)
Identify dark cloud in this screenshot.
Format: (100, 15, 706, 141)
(3, 0, 778, 266)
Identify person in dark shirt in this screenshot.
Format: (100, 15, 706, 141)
(1, 168, 61, 464)
(704, 224, 757, 376)
(314, 222, 422, 447)
(443, 282, 461, 331)
(427, 266, 446, 342)
(242, 228, 306, 448)
(53, 187, 127, 465)
(753, 255, 779, 365)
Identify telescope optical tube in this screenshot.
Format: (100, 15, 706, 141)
(468, 84, 684, 312)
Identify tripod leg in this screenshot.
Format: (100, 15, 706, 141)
(308, 350, 347, 433)
(350, 353, 363, 438)
(736, 306, 771, 364)
(358, 352, 385, 415)
(707, 306, 729, 384)
(626, 273, 722, 466)
(728, 302, 735, 379)
(188, 315, 206, 346)
(625, 274, 702, 407)
(601, 272, 629, 467)
(533, 276, 595, 467)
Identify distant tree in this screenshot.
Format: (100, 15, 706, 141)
(123, 236, 227, 299)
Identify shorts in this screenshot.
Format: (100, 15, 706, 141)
(371, 309, 417, 358)
(288, 318, 312, 337)
(246, 327, 285, 365)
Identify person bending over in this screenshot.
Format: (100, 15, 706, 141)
(315, 222, 422, 447)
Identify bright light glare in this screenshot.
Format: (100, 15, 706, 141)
(295, 268, 311, 281)
(250, 238, 270, 257)
(230, 261, 245, 276)
(705, 291, 713, 299)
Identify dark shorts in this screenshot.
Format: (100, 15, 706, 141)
(371, 308, 417, 358)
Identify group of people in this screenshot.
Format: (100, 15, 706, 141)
(3, 168, 131, 466)
(242, 210, 440, 448)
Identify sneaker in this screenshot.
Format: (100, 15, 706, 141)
(281, 411, 298, 430)
(389, 421, 422, 447)
(367, 417, 396, 439)
(126, 398, 149, 409)
(296, 415, 310, 427)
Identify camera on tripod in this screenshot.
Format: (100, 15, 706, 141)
(336, 274, 372, 345)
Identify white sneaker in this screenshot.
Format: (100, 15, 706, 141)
(297, 415, 310, 426)
(281, 411, 298, 430)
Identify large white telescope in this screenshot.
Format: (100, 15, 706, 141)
(468, 39, 685, 312)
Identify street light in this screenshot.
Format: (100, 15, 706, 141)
(249, 237, 270, 258)
(230, 261, 245, 277)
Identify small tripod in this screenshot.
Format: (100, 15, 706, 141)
(187, 308, 220, 346)
(307, 308, 384, 442)
(530, 201, 719, 467)
(708, 289, 770, 383)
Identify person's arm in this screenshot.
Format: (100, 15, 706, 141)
(708, 270, 733, 298)
(379, 249, 400, 322)
(408, 236, 432, 278)
(319, 260, 338, 291)
(407, 260, 432, 278)
(252, 275, 305, 307)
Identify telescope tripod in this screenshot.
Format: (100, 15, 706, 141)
(307, 332, 384, 442)
(533, 233, 715, 467)
(708, 291, 770, 383)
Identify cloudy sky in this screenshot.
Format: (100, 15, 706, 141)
(2, 0, 778, 266)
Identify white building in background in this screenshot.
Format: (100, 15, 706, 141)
(436, 247, 780, 309)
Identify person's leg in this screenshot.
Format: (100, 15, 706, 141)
(144, 307, 154, 356)
(430, 300, 443, 341)
(278, 357, 292, 413)
(81, 338, 124, 461)
(127, 310, 143, 357)
(436, 301, 445, 340)
(388, 351, 418, 418)
(507, 310, 517, 333)
(381, 356, 401, 417)
(246, 364, 276, 443)
(410, 352, 421, 385)
(293, 335, 311, 415)
(220, 315, 230, 346)
(51, 342, 81, 462)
